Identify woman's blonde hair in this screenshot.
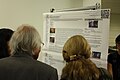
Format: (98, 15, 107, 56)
(61, 35, 100, 80)
(9, 24, 42, 55)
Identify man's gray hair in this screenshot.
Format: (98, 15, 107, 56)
(9, 24, 42, 55)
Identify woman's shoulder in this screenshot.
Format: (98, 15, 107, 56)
(98, 68, 112, 80)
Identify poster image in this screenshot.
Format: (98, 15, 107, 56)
(50, 37, 55, 43)
(89, 20, 98, 28)
(92, 51, 101, 59)
(50, 28, 55, 33)
(101, 9, 110, 18)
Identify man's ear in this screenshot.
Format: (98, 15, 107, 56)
(32, 47, 41, 60)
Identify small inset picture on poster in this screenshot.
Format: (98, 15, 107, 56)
(101, 9, 110, 18)
(92, 51, 101, 59)
(50, 28, 55, 33)
(89, 20, 98, 28)
(50, 37, 55, 43)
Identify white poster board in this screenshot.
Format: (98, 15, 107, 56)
(39, 9, 110, 77)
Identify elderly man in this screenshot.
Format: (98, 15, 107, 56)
(0, 24, 58, 80)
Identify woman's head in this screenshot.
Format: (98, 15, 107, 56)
(62, 35, 91, 62)
(9, 24, 42, 59)
(61, 35, 100, 80)
(0, 28, 14, 59)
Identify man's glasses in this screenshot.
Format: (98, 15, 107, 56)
(41, 42, 44, 48)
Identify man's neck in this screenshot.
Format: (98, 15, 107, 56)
(118, 49, 120, 55)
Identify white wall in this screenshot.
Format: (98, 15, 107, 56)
(70, 0, 83, 8)
(0, 0, 83, 40)
(0, 0, 118, 46)
(83, 0, 101, 7)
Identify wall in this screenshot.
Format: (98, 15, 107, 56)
(0, 0, 83, 40)
(101, 0, 120, 46)
(83, 0, 101, 7)
(0, 0, 118, 46)
(109, 14, 120, 46)
(70, 0, 83, 8)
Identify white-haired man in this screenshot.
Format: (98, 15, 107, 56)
(0, 24, 58, 80)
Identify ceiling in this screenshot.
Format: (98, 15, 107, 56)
(102, 0, 120, 14)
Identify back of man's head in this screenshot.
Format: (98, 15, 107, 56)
(9, 24, 42, 56)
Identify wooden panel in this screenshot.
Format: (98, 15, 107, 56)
(109, 14, 120, 46)
(102, 0, 120, 14)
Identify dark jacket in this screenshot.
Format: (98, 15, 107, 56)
(0, 51, 58, 80)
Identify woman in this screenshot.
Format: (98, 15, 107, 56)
(61, 35, 112, 80)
